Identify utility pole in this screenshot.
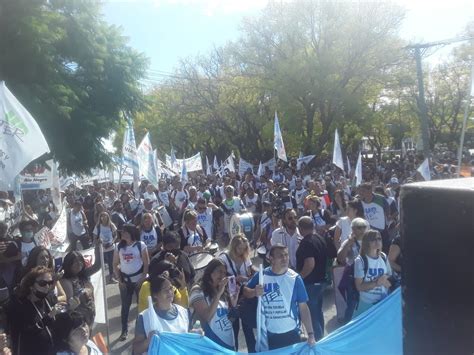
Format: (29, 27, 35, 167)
(413, 46, 431, 160)
(407, 36, 474, 161)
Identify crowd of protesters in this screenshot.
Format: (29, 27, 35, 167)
(0, 149, 468, 354)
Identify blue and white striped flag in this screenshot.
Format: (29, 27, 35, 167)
(122, 117, 140, 193)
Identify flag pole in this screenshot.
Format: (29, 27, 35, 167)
(256, 264, 264, 352)
(98, 242, 111, 349)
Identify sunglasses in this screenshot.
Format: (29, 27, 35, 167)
(354, 226, 366, 229)
(36, 280, 54, 287)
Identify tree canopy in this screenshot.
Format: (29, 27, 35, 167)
(0, 0, 148, 173)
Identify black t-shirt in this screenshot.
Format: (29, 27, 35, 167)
(296, 234, 327, 285)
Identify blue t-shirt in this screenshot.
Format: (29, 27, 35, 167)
(247, 267, 308, 334)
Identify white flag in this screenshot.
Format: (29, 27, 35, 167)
(137, 132, 158, 187)
(169, 145, 180, 172)
(332, 129, 344, 171)
(417, 158, 431, 181)
(257, 161, 263, 177)
(0, 81, 50, 185)
(297, 155, 315, 170)
(122, 118, 140, 193)
(274, 112, 287, 162)
(79, 248, 106, 324)
(180, 159, 188, 182)
(238, 157, 254, 177)
(206, 156, 211, 175)
(347, 156, 352, 174)
(355, 152, 363, 186)
(219, 154, 235, 176)
(213, 156, 219, 170)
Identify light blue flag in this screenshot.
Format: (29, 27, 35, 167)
(274, 112, 287, 162)
(148, 288, 402, 355)
(137, 132, 158, 187)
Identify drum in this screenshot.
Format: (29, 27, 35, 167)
(189, 252, 214, 282)
(256, 245, 267, 259)
(189, 252, 214, 271)
(157, 206, 173, 228)
(229, 213, 255, 241)
(207, 243, 219, 255)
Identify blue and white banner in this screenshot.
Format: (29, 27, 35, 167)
(122, 118, 140, 192)
(165, 152, 203, 172)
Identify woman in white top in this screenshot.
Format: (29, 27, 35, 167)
(133, 276, 193, 354)
(93, 212, 117, 283)
(218, 234, 255, 352)
(334, 199, 365, 249)
(113, 224, 149, 341)
(68, 201, 90, 250)
(179, 210, 208, 254)
(139, 212, 162, 257)
(353, 230, 392, 318)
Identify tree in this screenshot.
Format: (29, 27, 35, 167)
(0, 0, 147, 173)
(230, 0, 406, 155)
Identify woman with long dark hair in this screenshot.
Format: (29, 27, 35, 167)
(189, 259, 236, 350)
(60, 246, 101, 326)
(113, 224, 149, 341)
(18, 246, 67, 303)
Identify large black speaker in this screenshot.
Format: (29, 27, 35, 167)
(400, 178, 474, 355)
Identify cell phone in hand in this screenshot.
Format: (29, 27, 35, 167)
(228, 275, 237, 295)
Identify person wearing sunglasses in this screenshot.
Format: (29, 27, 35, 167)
(270, 209, 301, 270)
(353, 230, 392, 318)
(7, 266, 66, 354)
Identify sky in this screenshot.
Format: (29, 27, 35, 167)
(102, 0, 474, 79)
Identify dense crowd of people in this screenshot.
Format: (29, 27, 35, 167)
(0, 150, 465, 354)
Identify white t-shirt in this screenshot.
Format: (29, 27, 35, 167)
(21, 241, 36, 266)
(183, 228, 204, 247)
(222, 197, 244, 234)
(219, 252, 252, 278)
(336, 217, 352, 244)
(141, 303, 189, 336)
(271, 227, 302, 270)
(143, 191, 159, 208)
(196, 207, 213, 240)
(292, 188, 307, 209)
(189, 287, 235, 349)
(157, 191, 170, 208)
(70, 210, 86, 236)
(172, 190, 188, 210)
(354, 254, 392, 304)
(117, 241, 146, 282)
(94, 224, 115, 252)
(243, 194, 258, 214)
(140, 227, 160, 251)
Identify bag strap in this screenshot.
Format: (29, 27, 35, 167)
(224, 252, 238, 277)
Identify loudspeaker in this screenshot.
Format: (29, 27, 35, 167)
(400, 178, 474, 355)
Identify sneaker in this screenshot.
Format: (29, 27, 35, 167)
(108, 276, 118, 284)
(119, 331, 128, 341)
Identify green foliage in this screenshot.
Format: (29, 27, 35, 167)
(0, 0, 148, 174)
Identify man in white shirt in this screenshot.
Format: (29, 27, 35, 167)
(271, 209, 302, 270)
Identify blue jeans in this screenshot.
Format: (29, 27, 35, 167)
(305, 282, 326, 341)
